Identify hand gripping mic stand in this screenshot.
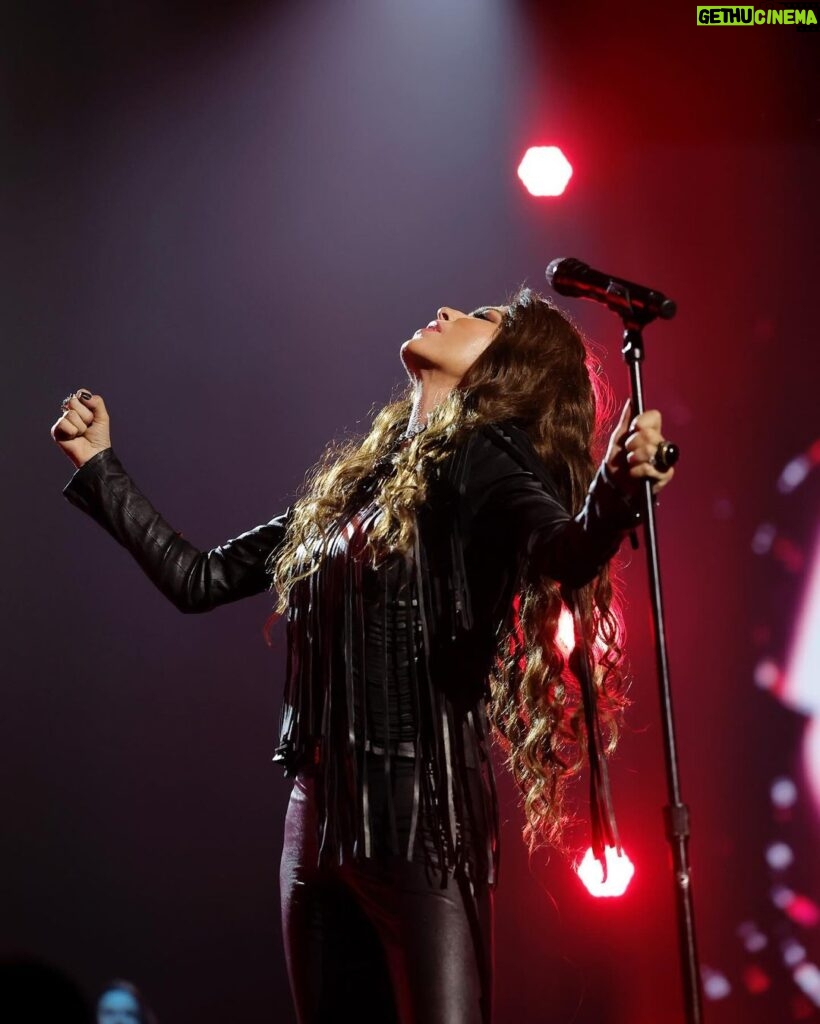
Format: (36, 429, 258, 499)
(551, 273, 705, 1024)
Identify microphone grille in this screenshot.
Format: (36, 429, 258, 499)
(545, 257, 566, 286)
(546, 257, 586, 290)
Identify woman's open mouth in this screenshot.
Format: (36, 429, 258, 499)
(412, 320, 441, 338)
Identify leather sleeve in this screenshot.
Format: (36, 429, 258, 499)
(62, 447, 291, 613)
(467, 429, 641, 589)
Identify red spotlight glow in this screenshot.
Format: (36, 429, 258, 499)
(557, 604, 576, 653)
(517, 146, 573, 197)
(576, 846, 635, 897)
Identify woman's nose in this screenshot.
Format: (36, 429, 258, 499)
(437, 307, 458, 321)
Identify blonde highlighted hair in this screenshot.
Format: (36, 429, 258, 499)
(266, 287, 630, 857)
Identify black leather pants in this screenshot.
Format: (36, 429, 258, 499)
(279, 752, 494, 1024)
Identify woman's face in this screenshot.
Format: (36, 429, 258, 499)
(400, 305, 506, 383)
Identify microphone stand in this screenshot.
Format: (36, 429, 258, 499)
(585, 281, 704, 1024)
(619, 285, 703, 1024)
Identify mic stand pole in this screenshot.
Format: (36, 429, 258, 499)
(616, 288, 704, 1024)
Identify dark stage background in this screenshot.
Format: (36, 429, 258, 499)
(3, 1, 818, 1021)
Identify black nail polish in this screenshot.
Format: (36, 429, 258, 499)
(79, 390, 92, 400)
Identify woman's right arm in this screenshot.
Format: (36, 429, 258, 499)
(53, 390, 291, 613)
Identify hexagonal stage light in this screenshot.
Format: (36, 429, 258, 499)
(576, 845, 635, 897)
(517, 146, 573, 197)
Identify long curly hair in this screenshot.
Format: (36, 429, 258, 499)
(265, 286, 630, 858)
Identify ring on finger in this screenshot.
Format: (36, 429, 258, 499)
(650, 440, 680, 472)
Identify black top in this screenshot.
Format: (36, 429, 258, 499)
(330, 498, 419, 756)
(356, 542, 418, 755)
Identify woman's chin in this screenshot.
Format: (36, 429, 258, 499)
(400, 341, 435, 376)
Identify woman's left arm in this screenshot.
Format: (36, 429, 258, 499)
(603, 398, 677, 505)
(467, 403, 676, 589)
(534, 400, 677, 587)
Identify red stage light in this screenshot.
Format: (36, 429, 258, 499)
(575, 845, 635, 897)
(557, 604, 575, 653)
(517, 146, 573, 197)
(743, 964, 771, 995)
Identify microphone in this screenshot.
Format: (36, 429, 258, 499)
(546, 258, 676, 321)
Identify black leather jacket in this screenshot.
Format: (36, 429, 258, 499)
(62, 420, 640, 892)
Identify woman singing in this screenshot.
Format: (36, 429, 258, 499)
(52, 287, 677, 1024)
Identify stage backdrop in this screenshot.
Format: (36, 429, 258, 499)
(3, 2, 818, 1021)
